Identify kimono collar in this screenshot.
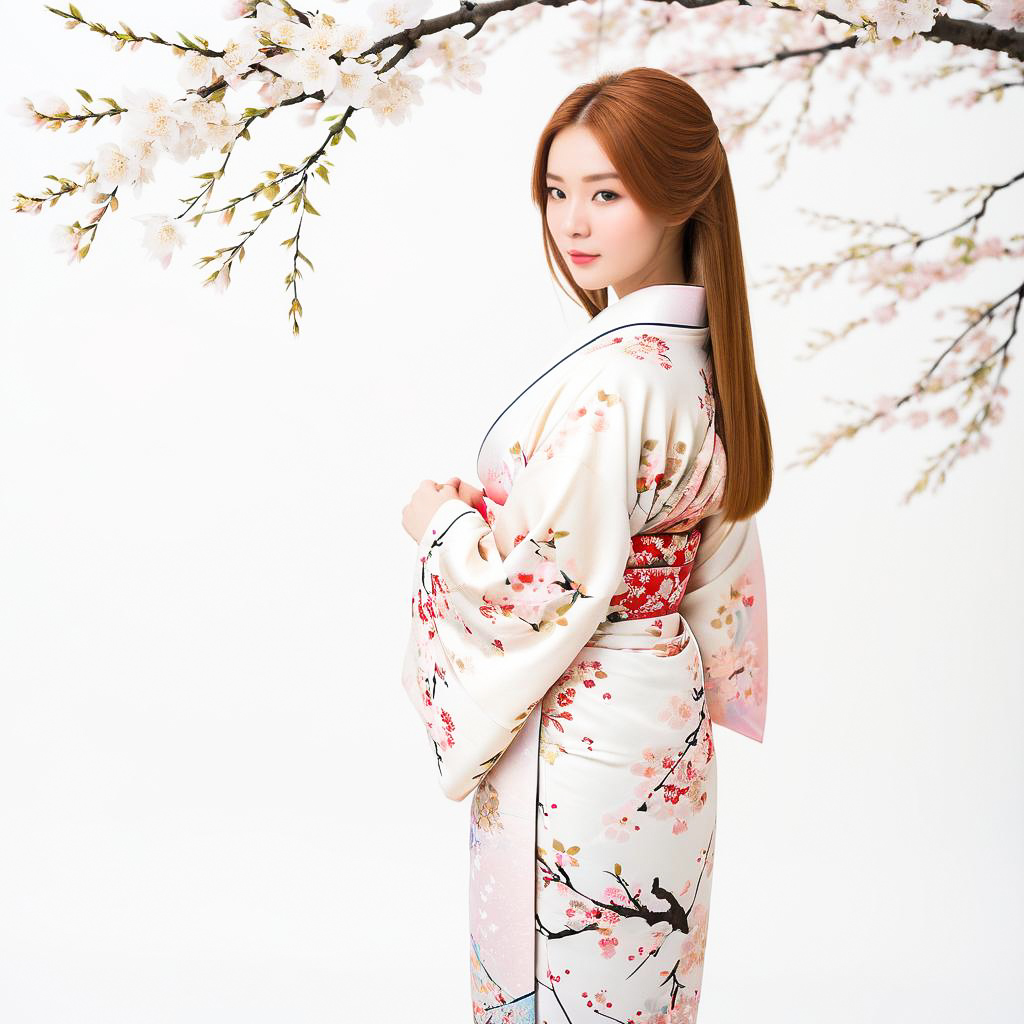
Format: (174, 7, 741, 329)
(588, 283, 707, 335)
(476, 284, 708, 474)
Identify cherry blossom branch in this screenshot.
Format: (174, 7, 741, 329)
(42, 184, 121, 263)
(762, 169, 1023, 308)
(21, 88, 127, 129)
(919, 8, 1024, 61)
(10, 0, 1022, 502)
(13, 171, 95, 212)
(701, 33, 858, 75)
(284, 174, 318, 335)
(175, 91, 335, 224)
(45, 3, 231, 57)
(785, 280, 1021, 501)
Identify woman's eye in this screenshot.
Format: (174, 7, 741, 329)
(545, 187, 619, 202)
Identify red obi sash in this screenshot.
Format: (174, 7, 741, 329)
(607, 528, 702, 622)
(470, 492, 700, 623)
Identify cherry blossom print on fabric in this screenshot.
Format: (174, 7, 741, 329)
(401, 287, 767, 1023)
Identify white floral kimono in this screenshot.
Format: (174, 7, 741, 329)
(401, 283, 768, 1023)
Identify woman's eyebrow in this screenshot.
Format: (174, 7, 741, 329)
(546, 172, 621, 182)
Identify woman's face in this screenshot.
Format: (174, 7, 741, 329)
(544, 124, 686, 299)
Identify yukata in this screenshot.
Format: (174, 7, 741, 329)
(401, 283, 768, 1023)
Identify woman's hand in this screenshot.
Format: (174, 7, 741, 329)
(403, 476, 488, 543)
(453, 477, 485, 511)
(401, 477, 464, 544)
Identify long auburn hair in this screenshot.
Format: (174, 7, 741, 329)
(531, 67, 772, 523)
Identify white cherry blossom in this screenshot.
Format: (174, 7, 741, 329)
(447, 50, 485, 94)
(51, 223, 85, 263)
(256, 72, 306, 106)
(407, 27, 469, 69)
(94, 142, 142, 191)
(325, 59, 377, 108)
(981, 0, 1024, 29)
(122, 88, 183, 157)
(136, 214, 186, 269)
(820, 0, 864, 19)
(177, 49, 215, 90)
(334, 19, 372, 59)
(123, 138, 161, 194)
(365, 68, 424, 125)
(173, 96, 238, 153)
(212, 25, 263, 89)
(302, 12, 346, 58)
(35, 92, 71, 116)
(866, 0, 942, 41)
(403, 27, 487, 92)
(262, 48, 341, 96)
(260, 11, 351, 95)
(406, 29, 485, 93)
(213, 264, 232, 291)
(367, 0, 432, 37)
(8, 96, 44, 129)
(254, 3, 306, 48)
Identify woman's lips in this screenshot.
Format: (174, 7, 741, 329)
(569, 252, 599, 265)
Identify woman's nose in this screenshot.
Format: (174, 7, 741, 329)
(565, 205, 589, 235)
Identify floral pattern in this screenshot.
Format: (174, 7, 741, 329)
(401, 286, 768, 1022)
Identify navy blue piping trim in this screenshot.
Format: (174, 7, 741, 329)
(475, 318, 705, 465)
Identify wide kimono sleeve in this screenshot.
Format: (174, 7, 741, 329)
(400, 357, 680, 801)
(679, 508, 769, 742)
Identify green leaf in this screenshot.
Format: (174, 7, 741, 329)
(68, 3, 83, 19)
(297, 251, 315, 271)
(76, 87, 93, 103)
(177, 32, 195, 48)
(315, 165, 329, 184)
(343, 124, 356, 141)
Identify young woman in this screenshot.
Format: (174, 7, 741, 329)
(401, 66, 772, 1024)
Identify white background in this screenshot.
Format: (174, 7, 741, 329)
(1, 2, 1021, 1021)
